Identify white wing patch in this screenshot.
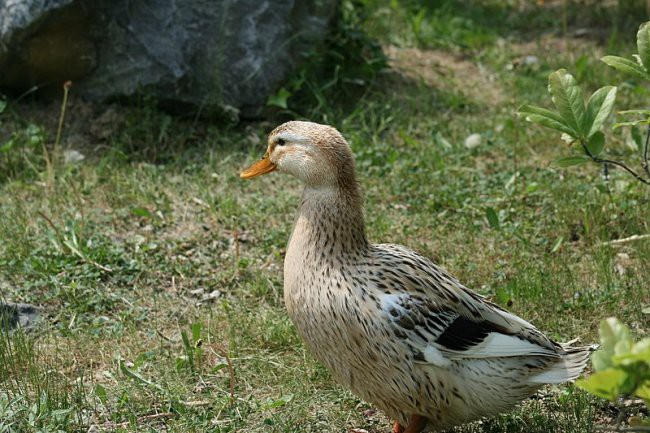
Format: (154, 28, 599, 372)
(380, 293, 409, 315)
(422, 345, 451, 368)
(440, 333, 558, 359)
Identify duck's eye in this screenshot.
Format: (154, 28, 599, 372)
(276, 138, 286, 146)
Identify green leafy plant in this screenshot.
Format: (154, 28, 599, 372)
(519, 22, 650, 186)
(266, 0, 387, 118)
(601, 23, 650, 82)
(0, 328, 87, 432)
(0, 82, 72, 184)
(176, 323, 204, 375)
(577, 318, 650, 430)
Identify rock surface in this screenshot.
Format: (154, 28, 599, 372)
(0, 0, 336, 116)
(0, 302, 41, 331)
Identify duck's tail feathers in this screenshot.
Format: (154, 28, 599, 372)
(528, 343, 598, 384)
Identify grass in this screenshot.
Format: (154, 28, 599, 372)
(0, 1, 649, 431)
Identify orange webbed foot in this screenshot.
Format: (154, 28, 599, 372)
(403, 415, 427, 433)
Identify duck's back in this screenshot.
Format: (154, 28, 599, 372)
(284, 234, 591, 430)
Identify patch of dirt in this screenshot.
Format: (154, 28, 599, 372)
(0, 95, 126, 154)
(509, 32, 604, 60)
(384, 45, 504, 106)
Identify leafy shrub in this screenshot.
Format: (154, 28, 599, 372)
(519, 22, 650, 187)
(0, 112, 47, 183)
(267, 0, 387, 118)
(577, 318, 650, 427)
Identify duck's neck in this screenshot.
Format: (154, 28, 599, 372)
(292, 182, 368, 257)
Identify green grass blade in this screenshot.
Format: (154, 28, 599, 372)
(119, 359, 165, 393)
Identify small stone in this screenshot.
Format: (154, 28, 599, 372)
(200, 290, 221, 302)
(127, 234, 146, 246)
(188, 288, 205, 296)
(614, 252, 631, 276)
(574, 28, 590, 37)
(64, 149, 85, 164)
(464, 133, 482, 149)
(523, 55, 539, 66)
(90, 106, 124, 139)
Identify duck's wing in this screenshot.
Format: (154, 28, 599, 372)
(373, 244, 565, 364)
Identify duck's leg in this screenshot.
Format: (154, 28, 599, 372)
(392, 421, 404, 433)
(402, 415, 427, 433)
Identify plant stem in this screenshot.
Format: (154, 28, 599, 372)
(581, 141, 650, 185)
(641, 125, 650, 177)
(594, 427, 650, 432)
(54, 81, 72, 163)
(598, 233, 650, 246)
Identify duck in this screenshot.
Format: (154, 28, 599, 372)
(240, 120, 593, 433)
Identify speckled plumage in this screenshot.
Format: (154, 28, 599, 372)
(242, 121, 593, 432)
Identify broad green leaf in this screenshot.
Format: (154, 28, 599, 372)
(95, 384, 108, 405)
(628, 338, 650, 363)
(585, 86, 617, 137)
(613, 338, 633, 357)
(131, 207, 152, 218)
(576, 369, 627, 400)
(638, 22, 650, 72)
(592, 351, 611, 371)
(548, 69, 588, 137)
(585, 131, 605, 157)
(631, 336, 650, 355)
(636, 381, 650, 406)
(266, 87, 291, 109)
(263, 394, 294, 409)
(553, 155, 590, 167)
(0, 99, 6, 114)
(593, 318, 632, 371)
(485, 207, 499, 230)
(600, 318, 632, 351)
(601, 56, 648, 80)
(518, 104, 577, 137)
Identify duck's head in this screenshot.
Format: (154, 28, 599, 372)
(240, 121, 356, 188)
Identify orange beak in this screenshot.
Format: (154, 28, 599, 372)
(240, 152, 277, 179)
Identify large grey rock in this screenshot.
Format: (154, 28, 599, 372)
(0, 0, 336, 116)
(0, 302, 41, 331)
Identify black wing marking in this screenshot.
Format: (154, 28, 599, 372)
(435, 316, 507, 351)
